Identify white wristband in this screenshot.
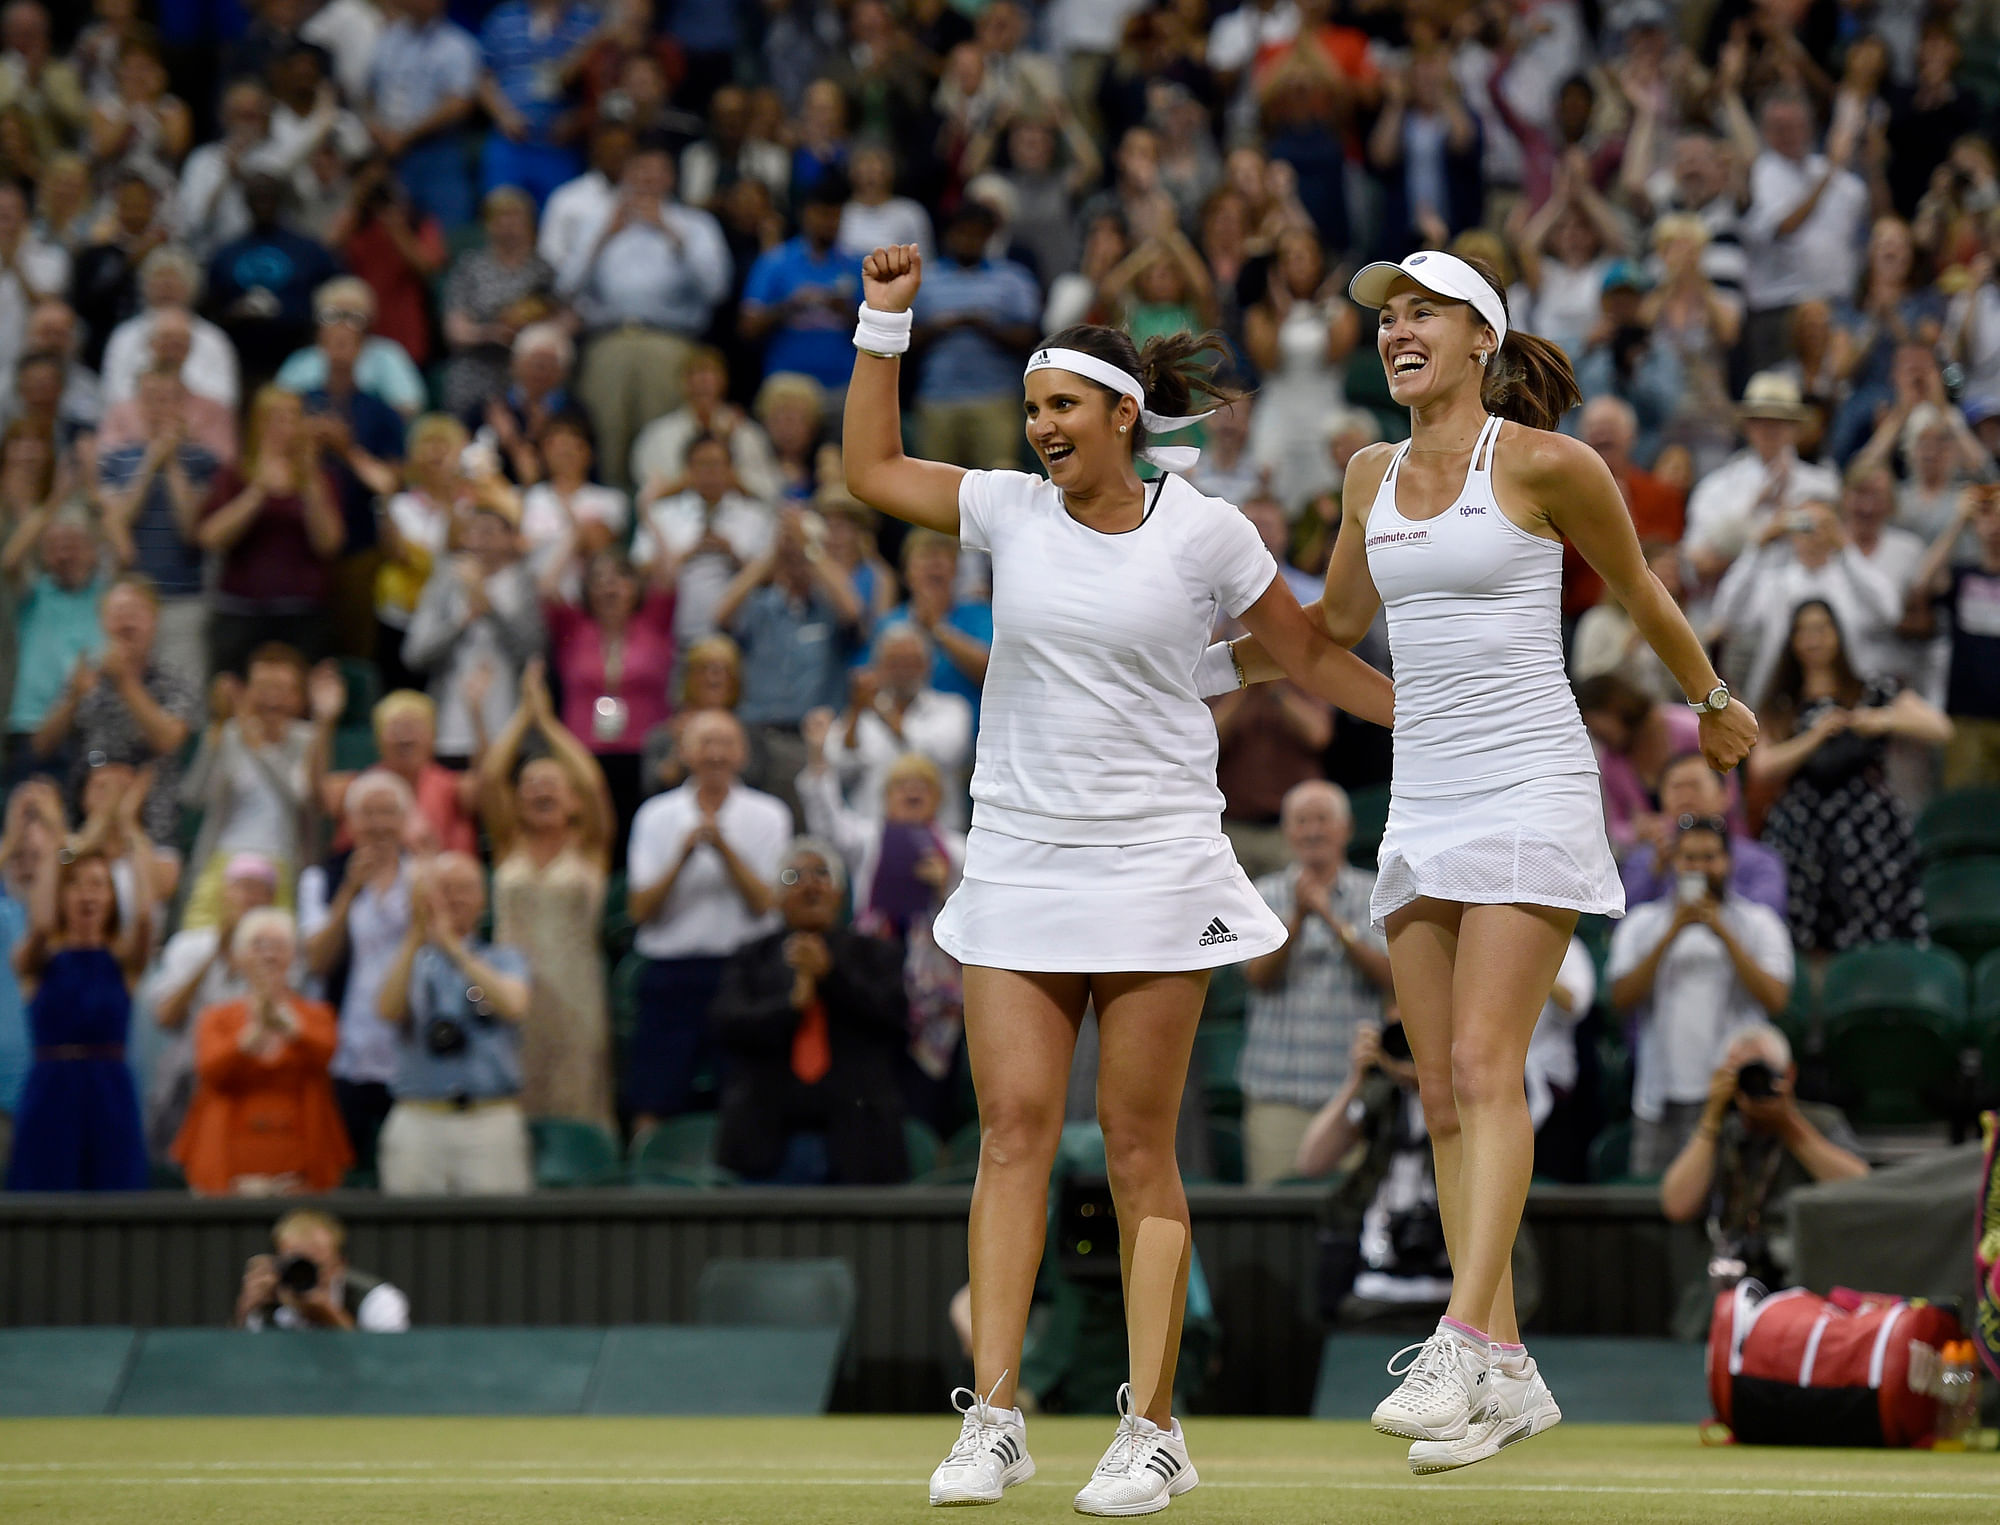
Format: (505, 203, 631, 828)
(1195, 640, 1241, 699)
(853, 304, 913, 356)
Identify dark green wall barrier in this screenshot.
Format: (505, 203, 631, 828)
(0, 1186, 1682, 1413)
(0, 1326, 844, 1416)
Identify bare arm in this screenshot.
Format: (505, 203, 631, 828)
(1234, 580, 1395, 726)
(194, 480, 266, 553)
(1532, 429, 1757, 771)
(1776, 1105, 1869, 1183)
(377, 924, 422, 1026)
(1234, 443, 1392, 679)
(842, 246, 965, 534)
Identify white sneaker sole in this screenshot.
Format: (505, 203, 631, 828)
(1408, 1398, 1562, 1475)
(931, 1456, 1035, 1506)
(1072, 1463, 1199, 1517)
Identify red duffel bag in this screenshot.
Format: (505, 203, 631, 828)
(1707, 1280, 1963, 1446)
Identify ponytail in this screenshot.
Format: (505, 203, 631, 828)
(1483, 330, 1582, 432)
(1038, 323, 1245, 459)
(1451, 255, 1582, 432)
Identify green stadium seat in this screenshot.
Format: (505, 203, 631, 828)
(943, 1118, 981, 1167)
(1206, 1114, 1244, 1185)
(1922, 858, 2000, 966)
(1194, 1017, 1246, 1119)
(1586, 1119, 1646, 1184)
(629, 1113, 722, 1174)
(334, 656, 383, 727)
(1597, 1029, 1633, 1123)
(331, 725, 378, 773)
(901, 1118, 942, 1179)
(1346, 782, 1391, 869)
(1971, 952, 2000, 1101)
(1820, 942, 1970, 1125)
(1775, 972, 1818, 1055)
(694, 1258, 856, 1345)
(600, 871, 633, 959)
(528, 1119, 623, 1188)
(1915, 789, 2000, 863)
(149, 1160, 187, 1191)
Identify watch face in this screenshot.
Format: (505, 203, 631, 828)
(1708, 688, 1729, 712)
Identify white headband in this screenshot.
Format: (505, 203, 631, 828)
(1023, 346, 1214, 473)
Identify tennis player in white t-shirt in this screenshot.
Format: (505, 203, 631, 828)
(843, 243, 1393, 1514)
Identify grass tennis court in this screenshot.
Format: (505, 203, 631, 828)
(1, 1416, 1992, 1525)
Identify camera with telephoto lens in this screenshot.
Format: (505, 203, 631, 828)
(1736, 1060, 1777, 1099)
(276, 1253, 320, 1295)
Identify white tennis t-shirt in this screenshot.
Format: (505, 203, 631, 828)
(957, 468, 1278, 847)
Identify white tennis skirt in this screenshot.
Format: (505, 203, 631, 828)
(933, 827, 1289, 973)
(1371, 771, 1626, 930)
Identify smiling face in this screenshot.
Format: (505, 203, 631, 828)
(349, 776, 407, 846)
(779, 849, 839, 931)
(1023, 368, 1134, 491)
(1377, 278, 1494, 409)
(1788, 602, 1842, 672)
(247, 657, 304, 721)
(101, 582, 156, 656)
(239, 920, 294, 990)
(883, 767, 940, 825)
(59, 856, 115, 942)
(516, 757, 575, 834)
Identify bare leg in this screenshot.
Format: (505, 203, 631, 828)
(1442, 903, 1576, 1338)
(1093, 968, 1208, 1427)
(1386, 898, 1524, 1343)
(963, 965, 1087, 1411)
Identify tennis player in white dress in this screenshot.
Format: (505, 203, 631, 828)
(843, 243, 1393, 1514)
(1218, 251, 1759, 1474)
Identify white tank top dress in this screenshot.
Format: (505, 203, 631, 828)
(1363, 414, 1625, 929)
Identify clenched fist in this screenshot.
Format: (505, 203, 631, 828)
(862, 245, 923, 314)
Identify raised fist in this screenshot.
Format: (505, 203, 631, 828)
(862, 244, 923, 314)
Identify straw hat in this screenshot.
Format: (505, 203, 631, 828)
(1735, 371, 1812, 423)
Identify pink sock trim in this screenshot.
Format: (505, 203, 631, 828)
(1492, 1341, 1526, 1354)
(1440, 1316, 1488, 1344)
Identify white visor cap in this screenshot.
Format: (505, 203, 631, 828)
(1347, 251, 1507, 350)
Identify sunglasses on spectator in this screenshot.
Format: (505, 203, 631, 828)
(1676, 813, 1730, 838)
(316, 308, 369, 328)
(779, 863, 833, 886)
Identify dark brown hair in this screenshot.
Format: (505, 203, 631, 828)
(1760, 598, 1866, 739)
(1456, 256, 1582, 432)
(1572, 672, 1653, 732)
(1037, 324, 1245, 462)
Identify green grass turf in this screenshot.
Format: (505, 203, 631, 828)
(0, 1416, 1991, 1525)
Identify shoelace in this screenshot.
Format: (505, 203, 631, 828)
(1384, 1333, 1466, 1408)
(1094, 1382, 1152, 1478)
(944, 1371, 1011, 1465)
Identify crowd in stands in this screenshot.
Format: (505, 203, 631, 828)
(0, 0, 1994, 1211)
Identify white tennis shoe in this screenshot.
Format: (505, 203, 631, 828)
(1408, 1349, 1562, 1474)
(929, 1375, 1034, 1506)
(1370, 1322, 1492, 1441)
(1071, 1383, 1199, 1517)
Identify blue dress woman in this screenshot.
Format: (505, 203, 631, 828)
(5, 782, 157, 1192)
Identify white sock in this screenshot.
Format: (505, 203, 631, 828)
(1490, 1344, 1532, 1378)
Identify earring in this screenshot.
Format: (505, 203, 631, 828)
(1476, 352, 1489, 367)
(1118, 425, 1128, 434)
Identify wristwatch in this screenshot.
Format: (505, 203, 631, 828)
(1688, 683, 1731, 714)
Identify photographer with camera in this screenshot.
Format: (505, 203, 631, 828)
(375, 853, 533, 1195)
(1659, 1024, 1868, 1295)
(1609, 816, 1796, 1178)
(234, 1207, 409, 1332)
